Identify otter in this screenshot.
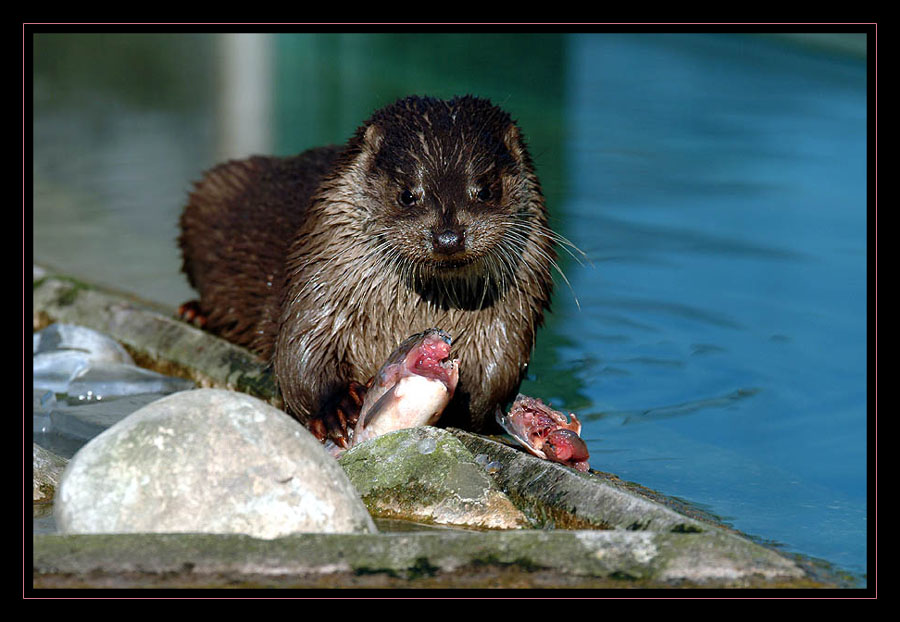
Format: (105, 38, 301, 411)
(179, 95, 558, 445)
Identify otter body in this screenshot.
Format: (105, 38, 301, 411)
(179, 95, 556, 440)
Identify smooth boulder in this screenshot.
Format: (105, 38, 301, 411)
(55, 389, 376, 538)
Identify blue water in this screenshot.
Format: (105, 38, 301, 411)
(31, 32, 869, 586)
(523, 34, 868, 583)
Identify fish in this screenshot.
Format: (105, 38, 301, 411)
(349, 328, 460, 448)
(496, 394, 591, 472)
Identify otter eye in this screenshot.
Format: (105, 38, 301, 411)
(398, 189, 417, 207)
(476, 186, 494, 202)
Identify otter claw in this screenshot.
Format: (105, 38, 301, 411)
(310, 411, 350, 447)
(319, 380, 369, 448)
(308, 418, 328, 442)
(330, 408, 350, 446)
(347, 380, 368, 412)
(177, 300, 208, 329)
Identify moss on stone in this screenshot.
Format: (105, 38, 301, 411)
(339, 428, 529, 529)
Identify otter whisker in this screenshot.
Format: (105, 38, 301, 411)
(500, 221, 581, 310)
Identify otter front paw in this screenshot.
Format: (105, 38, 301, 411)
(177, 300, 208, 329)
(309, 380, 368, 447)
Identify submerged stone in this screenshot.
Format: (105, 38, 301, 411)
(33, 323, 134, 362)
(64, 361, 195, 400)
(33, 443, 68, 503)
(33, 322, 194, 399)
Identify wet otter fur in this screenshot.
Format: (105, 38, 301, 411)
(179, 95, 558, 443)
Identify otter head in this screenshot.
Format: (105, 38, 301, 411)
(341, 95, 550, 309)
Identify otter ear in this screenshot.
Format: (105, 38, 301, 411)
(350, 123, 384, 174)
(363, 123, 384, 152)
(503, 123, 529, 166)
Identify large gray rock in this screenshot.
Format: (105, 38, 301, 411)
(55, 389, 376, 538)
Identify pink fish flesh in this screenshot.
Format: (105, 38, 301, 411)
(351, 328, 460, 447)
(496, 394, 590, 472)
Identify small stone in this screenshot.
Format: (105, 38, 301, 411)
(33, 443, 68, 503)
(339, 427, 529, 530)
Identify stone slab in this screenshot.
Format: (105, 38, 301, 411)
(32, 529, 819, 589)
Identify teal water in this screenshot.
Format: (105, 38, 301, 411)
(31, 31, 870, 585)
(527, 34, 868, 583)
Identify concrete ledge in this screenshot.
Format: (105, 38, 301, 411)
(450, 429, 726, 533)
(32, 530, 819, 589)
(33, 272, 278, 406)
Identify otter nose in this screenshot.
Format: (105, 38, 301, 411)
(432, 228, 466, 255)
